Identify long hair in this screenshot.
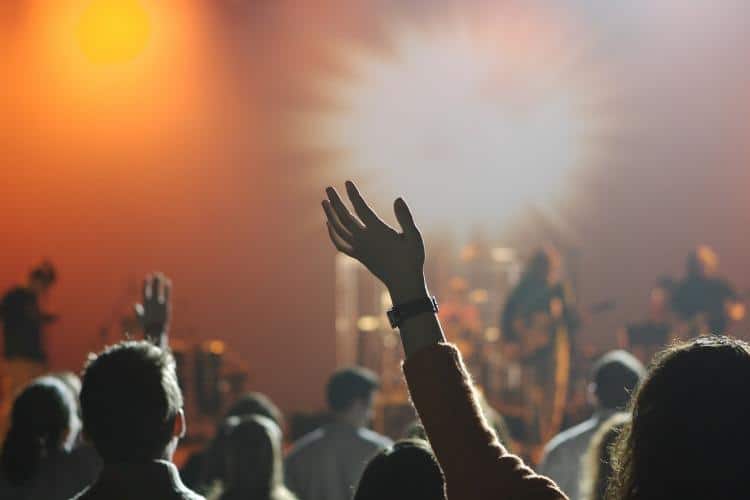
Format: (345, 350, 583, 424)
(220, 416, 296, 500)
(608, 336, 750, 499)
(1, 377, 75, 486)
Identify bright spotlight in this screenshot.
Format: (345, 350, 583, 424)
(76, 0, 151, 65)
(302, 10, 613, 229)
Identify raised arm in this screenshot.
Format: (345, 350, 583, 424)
(322, 181, 565, 500)
(134, 273, 172, 349)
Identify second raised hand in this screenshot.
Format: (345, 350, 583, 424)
(322, 181, 429, 304)
(134, 272, 172, 347)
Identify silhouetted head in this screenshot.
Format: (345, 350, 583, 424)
(201, 392, 285, 487)
(686, 245, 718, 278)
(523, 246, 561, 285)
(28, 261, 56, 294)
(80, 341, 184, 464)
(220, 415, 295, 500)
(327, 367, 380, 427)
(590, 350, 644, 411)
(1, 377, 77, 486)
(354, 439, 445, 500)
(610, 336, 750, 499)
(225, 392, 283, 430)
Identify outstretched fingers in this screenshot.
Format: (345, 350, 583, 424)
(322, 200, 354, 244)
(144, 274, 157, 304)
(345, 181, 384, 227)
(326, 187, 364, 233)
(326, 222, 356, 258)
(394, 197, 421, 239)
(161, 275, 172, 306)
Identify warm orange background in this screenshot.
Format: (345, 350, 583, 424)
(4, 0, 750, 416)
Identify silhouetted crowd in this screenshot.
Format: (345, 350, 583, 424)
(2, 182, 750, 500)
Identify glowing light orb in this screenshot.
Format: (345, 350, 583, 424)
(303, 11, 613, 229)
(76, 0, 151, 65)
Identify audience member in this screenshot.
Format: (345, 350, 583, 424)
(0, 376, 98, 499)
(322, 181, 565, 499)
(210, 415, 296, 500)
(73, 340, 201, 499)
(285, 366, 392, 500)
(224, 392, 284, 429)
(539, 350, 644, 500)
(182, 392, 285, 494)
(610, 336, 750, 499)
(73, 272, 202, 499)
(353, 439, 445, 500)
(578, 412, 629, 500)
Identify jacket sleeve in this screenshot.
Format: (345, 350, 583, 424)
(403, 343, 567, 500)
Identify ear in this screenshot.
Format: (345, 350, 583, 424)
(587, 382, 598, 406)
(173, 409, 186, 440)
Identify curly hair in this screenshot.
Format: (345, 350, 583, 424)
(608, 336, 750, 499)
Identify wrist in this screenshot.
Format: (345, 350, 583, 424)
(388, 276, 429, 305)
(144, 323, 167, 337)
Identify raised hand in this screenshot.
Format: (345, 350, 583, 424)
(134, 272, 172, 347)
(322, 181, 428, 304)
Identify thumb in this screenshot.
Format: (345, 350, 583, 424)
(394, 197, 420, 238)
(134, 303, 145, 320)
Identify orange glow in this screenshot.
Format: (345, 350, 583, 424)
(729, 303, 746, 322)
(76, 0, 151, 64)
(4, 0, 216, 156)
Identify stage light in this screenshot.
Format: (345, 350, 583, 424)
(303, 9, 613, 230)
(357, 315, 382, 332)
(469, 289, 489, 304)
(484, 327, 501, 343)
(76, 0, 151, 65)
(491, 247, 516, 264)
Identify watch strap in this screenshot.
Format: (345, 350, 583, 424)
(387, 296, 439, 329)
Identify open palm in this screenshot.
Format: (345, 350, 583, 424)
(322, 181, 427, 303)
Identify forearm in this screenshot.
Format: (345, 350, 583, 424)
(393, 281, 502, 481)
(395, 281, 565, 499)
(403, 342, 565, 498)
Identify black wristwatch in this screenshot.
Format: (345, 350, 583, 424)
(387, 296, 439, 329)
